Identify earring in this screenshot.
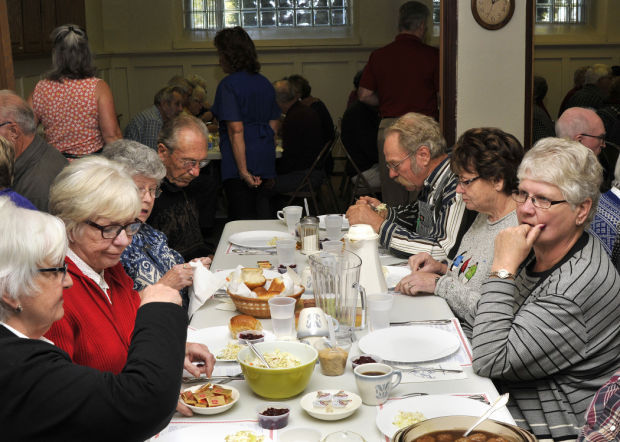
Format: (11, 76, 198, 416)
(15, 304, 22, 313)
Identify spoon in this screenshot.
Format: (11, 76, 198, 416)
(462, 393, 509, 437)
(247, 341, 271, 368)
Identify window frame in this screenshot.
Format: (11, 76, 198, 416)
(534, 0, 587, 25)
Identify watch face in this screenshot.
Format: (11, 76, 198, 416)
(472, 0, 515, 30)
(498, 269, 510, 278)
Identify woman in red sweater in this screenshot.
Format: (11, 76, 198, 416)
(44, 156, 215, 412)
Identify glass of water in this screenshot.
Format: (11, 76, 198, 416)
(324, 214, 343, 240)
(268, 297, 296, 339)
(367, 293, 393, 332)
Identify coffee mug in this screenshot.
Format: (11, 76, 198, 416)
(297, 307, 338, 338)
(354, 362, 402, 405)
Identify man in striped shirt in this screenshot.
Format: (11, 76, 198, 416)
(346, 112, 473, 260)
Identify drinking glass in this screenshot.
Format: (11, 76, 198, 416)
(277, 206, 303, 236)
(367, 293, 393, 332)
(268, 297, 296, 339)
(325, 214, 343, 240)
(276, 239, 296, 267)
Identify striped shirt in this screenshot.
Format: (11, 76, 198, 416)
(378, 157, 472, 260)
(472, 233, 620, 441)
(124, 105, 163, 150)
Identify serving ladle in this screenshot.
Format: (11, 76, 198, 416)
(247, 341, 271, 368)
(462, 393, 510, 437)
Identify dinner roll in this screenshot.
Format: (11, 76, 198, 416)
(229, 314, 262, 338)
(242, 268, 266, 289)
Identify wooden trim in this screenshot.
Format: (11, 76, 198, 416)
(440, 0, 457, 147)
(524, 0, 534, 149)
(0, 0, 15, 90)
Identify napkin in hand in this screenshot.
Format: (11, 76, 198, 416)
(187, 261, 229, 318)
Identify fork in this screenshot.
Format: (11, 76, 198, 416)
(389, 319, 453, 325)
(182, 374, 244, 384)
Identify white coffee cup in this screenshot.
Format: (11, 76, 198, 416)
(354, 362, 402, 405)
(297, 307, 338, 338)
(277, 206, 303, 235)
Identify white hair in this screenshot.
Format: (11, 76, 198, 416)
(518, 137, 602, 223)
(102, 139, 166, 182)
(49, 156, 141, 240)
(0, 197, 67, 321)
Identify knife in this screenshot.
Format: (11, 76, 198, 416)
(389, 319, 453, 325)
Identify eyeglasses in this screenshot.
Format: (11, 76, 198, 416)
(85, 219, 142, 239)
(386, 152, 413, 171)
(457, 176, 480, 187)
(512, 190, 567, 209)
(138, 186, 162, 198)
(38, 263, 68, 280)
(0, 121, 11, 128)
(580, 133, 606, 142)
(178, 158, 209, 170)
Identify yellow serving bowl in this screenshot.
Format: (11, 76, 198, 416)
(238, 341, 318, 399)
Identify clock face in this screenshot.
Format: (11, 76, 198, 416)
(472, 0, 515, 30)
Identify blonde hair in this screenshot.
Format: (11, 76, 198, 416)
(518, 137, 602, 223)
(385, 112, 446, 158)
(49, 156, 140, 240)
(0, 197, 67, 321)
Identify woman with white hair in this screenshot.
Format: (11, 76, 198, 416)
(471, 138, 620, 441)
(0, 197, 186, 441)
(44, 156, 214, 380)
(102, 139, 211, 309)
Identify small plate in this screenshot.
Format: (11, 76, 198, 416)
(229, 230, 295, 249)
(358, 326, 460, 363)
(181, 383, 240, 415)
(279, 427, 322, 442)
(187, 325, 276, 362)
(300, 390, 362, 421)
(318, 215, 350, 230)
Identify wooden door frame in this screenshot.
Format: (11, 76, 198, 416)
(0, 0, 15, 90)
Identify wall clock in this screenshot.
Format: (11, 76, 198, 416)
(471, 0, 515, 30)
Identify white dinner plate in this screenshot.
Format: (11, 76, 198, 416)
(187, 325, 275, 362)
(376, 395, 514, 439)
(383, 265, 411, 289)
(318, 214, 350, 230)
(180, 383, 240, 415)
(228, 230, 294, 249)
(358, 326, 460, 363)
(300, 390, 362, 421)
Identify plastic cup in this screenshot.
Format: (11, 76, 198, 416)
(276, 239, 297, 267)
(324, 214, 343, 240)
(268, 297, 296, 339)
(322, 240, 343, 255)
(367, 293, 393, 332)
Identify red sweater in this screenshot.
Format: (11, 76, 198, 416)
(45, 258, 141, 374)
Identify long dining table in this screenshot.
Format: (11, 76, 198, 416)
(157, 220, 514, 441)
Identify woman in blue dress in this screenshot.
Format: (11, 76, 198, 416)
(211, 26, 281, 220)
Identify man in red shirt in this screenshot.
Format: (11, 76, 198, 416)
(358, 1, 439, 206)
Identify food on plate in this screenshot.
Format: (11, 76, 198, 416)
(229, 314, 263, 338)
(392, 410, 426, 429)
(412, 431, 509, 442)
(318, 347, 348, 376)
(353, 355, 376, 365)
(312, 390, 352, 412)
(246, 349, 301, 368)
(180, 383, 234, 408)
(257, 406, 290, 429)
(242, 268, 266, 289)
(217, 342, 243, 360)
(224, 431, 265, 442)
(238, 331, 264, 342)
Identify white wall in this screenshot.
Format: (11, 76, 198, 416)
(456, 0, 527, 142)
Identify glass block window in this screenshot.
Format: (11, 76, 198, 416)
(432, 0, 440, 24)
(535, 0, 586, 24)
(185, 0, 350, 30)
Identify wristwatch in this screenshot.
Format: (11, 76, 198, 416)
(489, 269, 515, 280)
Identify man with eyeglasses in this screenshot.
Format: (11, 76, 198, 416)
(147, 114, 213, 261)
(345, 112, 474, 261)
(0, 90, 67, 212)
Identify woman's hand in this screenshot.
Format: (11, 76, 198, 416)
(491, 223, 544, 274)
(177, 342, 216, 417)
(396, 272, 440, 296)
(191, 257, 212, 268)
(158, 263, 195, 291)
(240, 170, 262, 188)
(408, 252, 446, 274)
(139, 283, 182, 306)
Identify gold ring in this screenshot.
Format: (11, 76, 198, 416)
(183, 264, 189, 269)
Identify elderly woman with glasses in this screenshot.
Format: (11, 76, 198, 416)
(471, 138, 620, 441)
(102, 140, 211, 309)
(43, 157, 214, 397)
(396, 128, 523, 337)
(0, 197, 186, 440)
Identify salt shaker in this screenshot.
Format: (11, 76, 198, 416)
(299, 216, 320, 254)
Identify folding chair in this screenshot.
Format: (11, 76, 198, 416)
(283, 132, 341, 215)
(337, 141, 381, 208)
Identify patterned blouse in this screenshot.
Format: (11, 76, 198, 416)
(31, 77, 103, 156)
(120, 223, 188, 308)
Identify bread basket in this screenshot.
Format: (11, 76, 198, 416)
(227, 287, 305, 318)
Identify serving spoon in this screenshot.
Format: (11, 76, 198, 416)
(247, 341, 271, 368)
(462, 393, 510, 437)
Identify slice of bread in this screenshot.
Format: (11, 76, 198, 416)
(242, 268, 266, 289)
